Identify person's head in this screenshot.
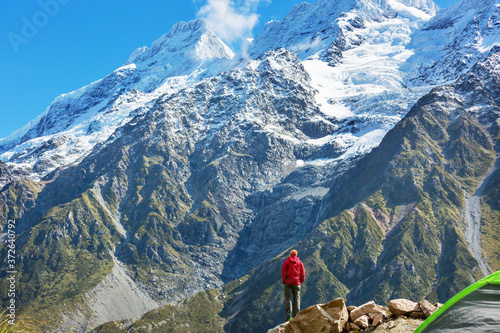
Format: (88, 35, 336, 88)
(290, 249, 297, 257)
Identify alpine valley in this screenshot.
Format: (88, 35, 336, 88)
(0, 0, 499, 332)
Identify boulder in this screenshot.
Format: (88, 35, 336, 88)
(285, 298, 348, 333)
(369, 308, 388, 319)
(372, 317, 424, 332)
(418, 300, 438, 318)
(350, 301, 377, 321)
(388, 299, 420, 316)
(347, 305, 357, 312)
(267, 322, 289, 333)
(346, 322, 361, 332)
(353, 314, 370, 329)
(322, 297, 349, 330)
(379, 305, 391, 315)
(409, 311, 425, 319)
(372, 314, 384, 327)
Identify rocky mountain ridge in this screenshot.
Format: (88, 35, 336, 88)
(247, 0, 436, 59)
(92, 294, 434, 333)
(2, 0, 497, 187)
(267, 297, 440, 333)
(405, 0, 500, 85)
(10, 44, 499, 333)
(0, 19, 233, 185)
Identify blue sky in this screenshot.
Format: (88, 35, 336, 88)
(1, 0, 458, 139)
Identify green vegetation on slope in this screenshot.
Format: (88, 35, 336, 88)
(480, 166, 500, 270)
(0, 191, 117, 323)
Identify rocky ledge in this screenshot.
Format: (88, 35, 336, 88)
(268, 297, 442, 333)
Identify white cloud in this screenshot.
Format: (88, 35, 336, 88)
(196, 0, 266, 45)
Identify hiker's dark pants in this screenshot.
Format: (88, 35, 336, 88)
(284, 283, 301, 319)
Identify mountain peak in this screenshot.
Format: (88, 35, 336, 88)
(170, 18, 208, 32)
(126, 18, 234, 66)
(247, 0, 435, 59)
(0, 18, 235, 182)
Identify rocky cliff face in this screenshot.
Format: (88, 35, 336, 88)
(0, 0, 499, 332)
(0, 161, 12, 187)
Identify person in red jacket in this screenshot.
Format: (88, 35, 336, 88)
(281, 249, 305, 321)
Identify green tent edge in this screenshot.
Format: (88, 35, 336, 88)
(414, 270, 500, 333)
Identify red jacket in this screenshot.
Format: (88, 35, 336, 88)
(281, 256, 305, 285)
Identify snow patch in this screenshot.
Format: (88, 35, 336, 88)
(387, 0, 433, 20)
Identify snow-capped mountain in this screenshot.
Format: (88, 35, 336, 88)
(238, 0, 437, 168)
(1, 0, 498, 190)
(1, 0, 500, 330)
(126, 19, 234, 70)
(247, 0, 435, 59)
(405, 0, 500, 84)
(0, 19, 233, 184)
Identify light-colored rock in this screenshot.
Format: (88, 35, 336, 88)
(372, 317, 424, 332)
(409, 311, 425, 319)
(350, 301, 376, 321)
(66, 254, 160, 331)
(346, 322, 361, 332)
(373, 314, 384, 327)
(353, 314, 370, 329)
(322, 297, 349, 331)
(285, 298, 348, 333)
(369, 309, 388, 319)
(274, 298, 427, 333)
(379, 305, 391, 316)
(419, 300, 438, 318)
(347, 305, 357, 312)
(388, 299, 420, 316)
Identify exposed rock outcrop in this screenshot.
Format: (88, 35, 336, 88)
(269, 298, 348, 333)
(267, 297, 442, 333)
